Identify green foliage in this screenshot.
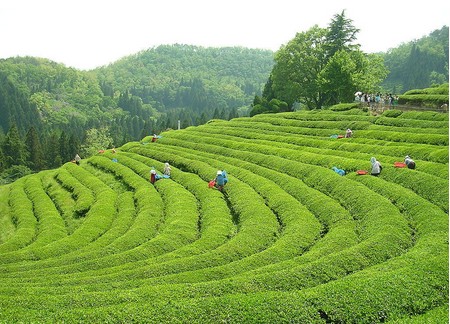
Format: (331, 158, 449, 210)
(398, 83, 449, 108)
(269, 12, 388, 111)
(329, 103, 360, 111)
(1, 33, 449, 323)
(0, 47, 275, 176)
(382, 26, 449, 92)
(381, 109, 403, 118)
(1, 123, 28, 169)
(0, 185, 14, 244)
(80, 127, 114, 158)
(249, 96, 289, 116)
(0, 165, 33, 184)
(272, 25, 328, 109)
(404, 83, 449, 95)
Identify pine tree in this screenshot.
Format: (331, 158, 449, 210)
(325, 10, 360, 58)
(59, 131, 70, 163)
(67, 134, 80, 162)
(2, 123, 28, 169)
(25, 126, 45, 171)
(44, 131, 62, 169)
(228, 107, 239, 120)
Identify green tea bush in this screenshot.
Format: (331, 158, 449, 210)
(329, 102, 361, 111)
(382, 109, 403, 118)
(55, 167, 94, 216)
(398, 94, 449, 107)
(0, 178, 36, 255)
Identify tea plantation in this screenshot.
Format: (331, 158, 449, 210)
(0, 108, 448, 323)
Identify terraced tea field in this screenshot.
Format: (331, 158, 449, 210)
(0, 109, 448, 323)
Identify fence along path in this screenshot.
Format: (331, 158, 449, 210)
(0, 109, 448, 323)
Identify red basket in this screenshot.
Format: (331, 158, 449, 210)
(356, 170, 368, 175)
(208, 180, 216, 188)
(394, 162, 406, 168)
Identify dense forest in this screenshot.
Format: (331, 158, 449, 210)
(0, 20, 448, 182)
(382, 26, 449, 93)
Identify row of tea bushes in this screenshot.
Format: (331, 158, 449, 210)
(55, 167, 94, 216)
(203, 119, 449, 163)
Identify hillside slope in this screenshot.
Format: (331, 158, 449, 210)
(0, 109, 448, 323)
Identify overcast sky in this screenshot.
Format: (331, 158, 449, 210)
(1, 0, 449, 70)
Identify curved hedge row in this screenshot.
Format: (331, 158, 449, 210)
(0, 109, 447, 323)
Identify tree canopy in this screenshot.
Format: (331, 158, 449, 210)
(258, 10, 388, 112)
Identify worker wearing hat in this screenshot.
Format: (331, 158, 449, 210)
(215, 170, 226, 191)
(404, 155, 416, 169)
(150, 169, 157, 184)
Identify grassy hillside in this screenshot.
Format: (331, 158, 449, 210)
(0, 109, 448, 323)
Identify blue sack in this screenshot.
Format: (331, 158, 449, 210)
(332, 166, 346, 176)
(222, 170, 228, 184)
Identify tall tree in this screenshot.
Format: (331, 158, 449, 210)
(25, 126, 45, 171)
(325, 10, 360, 58)
(271, 25, 328, 109)
(59, 131, 70, 163)
(67, 134, 80, 162)
(80, 127, 113, 158)
(228, 107, 239, 120)
(2, 123, 28, 169)
(319, 50, 388, 105)
(44, 131, 62, 169)
(0, 129, 5, 172)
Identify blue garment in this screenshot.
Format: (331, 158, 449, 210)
(216, 174, 225, 186)
(332, 166, 345, 176)
(222, 170, 228, 184)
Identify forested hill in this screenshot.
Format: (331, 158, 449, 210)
(382, 26, 449, 93)
(0, 46, 274, 138)
(0, 46, 274, 181)
(94, 45, 274, 115)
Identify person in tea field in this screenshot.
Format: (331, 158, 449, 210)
(164, 162, 171, 176)
(370, 157, 382, 176)
(345, 128, 353, 138)
(214, 170, 228, 191)
(74, 154, 81, 165)
(150, 169, 157, 184)
(404, 155, 416, 169)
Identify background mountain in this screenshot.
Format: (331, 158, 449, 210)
(0, 46, 274, 138)
(382, 25, 449, 93)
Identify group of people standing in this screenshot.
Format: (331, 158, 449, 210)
(355, 92, 399, 109)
